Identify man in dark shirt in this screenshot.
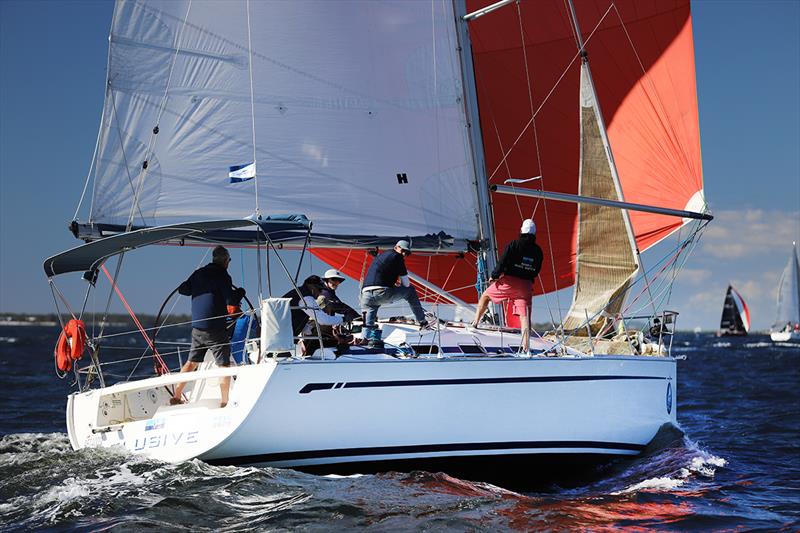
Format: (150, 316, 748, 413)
(471, 219, 543, 352)
(360, 240, 429, 347)
(171, 245, 239, 407)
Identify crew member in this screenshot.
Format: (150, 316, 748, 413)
(320, 269, 359, 323)
(171, 246, 243, 408)
(361, 240, 429, 348)
(282, 275, 343, 356)
(471, 219, 543, 352)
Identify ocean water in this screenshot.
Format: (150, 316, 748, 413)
(1, 325, 798, 531)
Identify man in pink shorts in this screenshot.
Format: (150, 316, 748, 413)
(471, 219, 543, 351)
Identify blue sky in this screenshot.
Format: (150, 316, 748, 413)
(1, 0, 798, 331)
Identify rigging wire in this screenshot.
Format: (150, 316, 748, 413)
(486, 3, 614, 184)
(610, 3, 698, 182)
(100, 265, 169, 374)
(73, 102, 104, 222)
(108, 85, 147, 226)
(514, 0, 564, 330)
(125, 247, 211, 380)
(245, 0, 260, 216)
(79, 0, 118, 222)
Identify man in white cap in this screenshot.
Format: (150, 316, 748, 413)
(471, 219, 543, 352)
(360, 240, 429, 347)
(320, 269, 359, 322)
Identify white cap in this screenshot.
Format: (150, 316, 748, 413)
(322, 269, 346, 281)
(521, 219, 536, 234)
(395, 240, 411, 253)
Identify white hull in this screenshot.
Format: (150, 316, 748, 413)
(67, 326, 676, 481)
(770, 330, 800, 342)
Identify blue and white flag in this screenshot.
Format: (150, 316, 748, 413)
(229, 162, 256, 183)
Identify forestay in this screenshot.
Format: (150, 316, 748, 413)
(89, 0, 479, 243)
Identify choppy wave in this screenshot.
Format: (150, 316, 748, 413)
(744, 341, 777, 349)
(0, 427, 735, 531)
(614, 442, 727, 495)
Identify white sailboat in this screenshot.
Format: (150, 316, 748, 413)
(770, 243, 800, 342)
(45, 0, 711, 485)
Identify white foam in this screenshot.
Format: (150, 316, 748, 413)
(744, 342, 774, 349)
(614, 442, 727, 495)
(617, 476, 686, 494)
(712, 341, 731, 348)
(688, 454, 727, 477)
(39, 478, 92, 504)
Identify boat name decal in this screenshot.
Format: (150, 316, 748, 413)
(132, 431, 199, 451)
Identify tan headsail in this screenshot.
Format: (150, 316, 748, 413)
(562, 64, 638, 335)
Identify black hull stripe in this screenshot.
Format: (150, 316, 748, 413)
(207, 441, 646, 466)
(299, 375, 665, 394)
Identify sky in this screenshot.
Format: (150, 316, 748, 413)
(0, 0, 798, 331)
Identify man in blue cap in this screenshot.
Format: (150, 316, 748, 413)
(360, 240, 429, 347)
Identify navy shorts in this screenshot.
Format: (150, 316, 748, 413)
(189, 328, 231, 366)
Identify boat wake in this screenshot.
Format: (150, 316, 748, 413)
(0, 426, 730, 530)
(744, 341, 776, 349)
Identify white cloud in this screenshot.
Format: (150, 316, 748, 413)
(662, 215, 795, 329)
(678, 268, 712, 285)
(687, 288, 724, 312)
(701, 209, 800, 259)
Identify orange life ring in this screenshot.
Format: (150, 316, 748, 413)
(55, 319, 87, 372)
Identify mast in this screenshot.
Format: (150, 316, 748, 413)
(453, 0, 498, 279)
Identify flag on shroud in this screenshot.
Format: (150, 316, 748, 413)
(229, 163, 256, 183)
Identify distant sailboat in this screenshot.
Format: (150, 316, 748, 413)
(770, 243, 800, 342)
(718, 284, 750, 336)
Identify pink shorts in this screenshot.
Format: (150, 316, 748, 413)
(485, 276, 532, 316)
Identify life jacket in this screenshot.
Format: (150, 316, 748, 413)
(55, 319, 87, 372)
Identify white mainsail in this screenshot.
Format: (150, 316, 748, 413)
(90, 0, 480, 242)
